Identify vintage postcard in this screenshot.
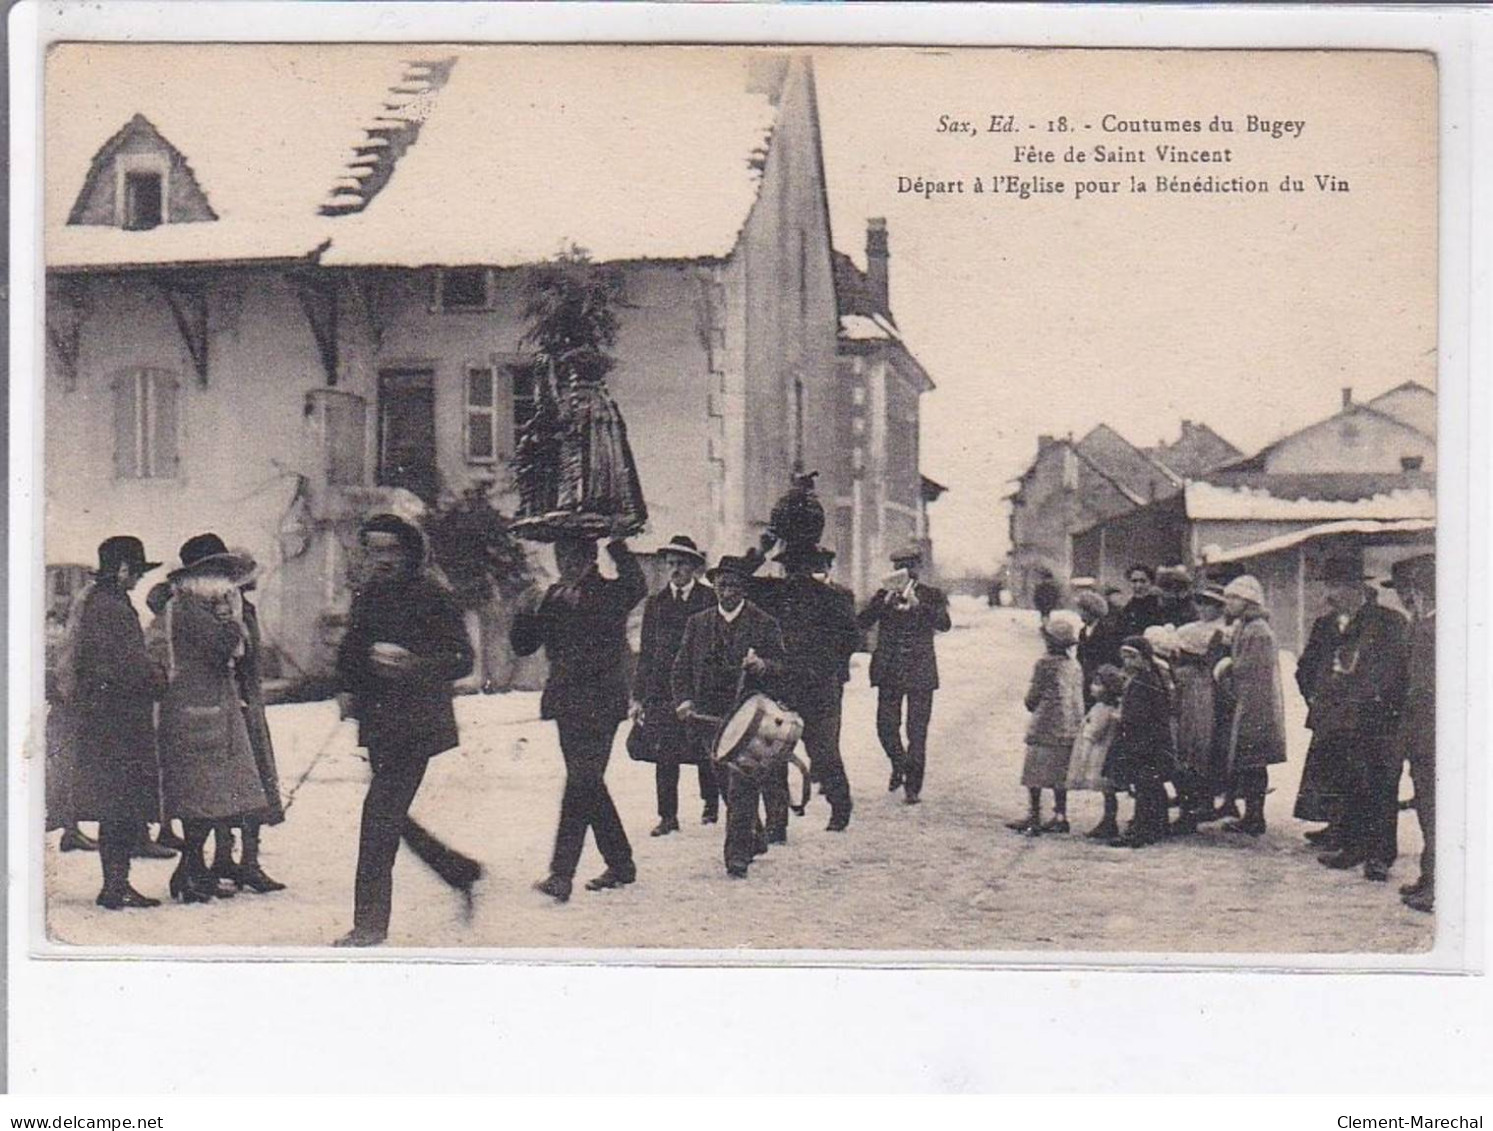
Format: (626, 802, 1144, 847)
(27, 40, 1452, 962)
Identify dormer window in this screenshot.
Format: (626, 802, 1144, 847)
(1401, 455, 1424, 472)
(113, 152, 170, 230)
(123, 171, 163, 230)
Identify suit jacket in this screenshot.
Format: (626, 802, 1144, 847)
(1301, 602, 1409, 739)
(510, 541, 646, 728)
(857, 582, 951, 691)
(671, 601, 786, 718)
(337, 570, 474, 761)
(632, 580, 715, 707)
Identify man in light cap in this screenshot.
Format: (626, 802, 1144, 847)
(1384, 554, 1435, 912)
(857, 545, 951, 804)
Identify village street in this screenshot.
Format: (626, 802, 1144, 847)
(42, 599, 1433, 956)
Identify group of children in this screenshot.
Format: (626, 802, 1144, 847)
(1014, 570, 1282, 850)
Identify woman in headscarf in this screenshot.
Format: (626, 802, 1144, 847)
(1214, 575, 1287, 837)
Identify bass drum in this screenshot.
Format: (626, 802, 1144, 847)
(712, 694, 812, 814)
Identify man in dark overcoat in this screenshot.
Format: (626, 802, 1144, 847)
(629, 535, 717, 834)
(70, 536, 167, 909)
(743, 537, 860, 833)
(671, 555, 787, 877)
(1293, 600, 1352, 843)
(1385, 554, 1436, 912)
(1311, 558, 1410, 882)
(335, 514, 481, 946)
(514, 532, 646, 902)
(1117, 564, 1167, 639)
(857, 546, 951, 804)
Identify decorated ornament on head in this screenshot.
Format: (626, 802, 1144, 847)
(768, 471, 825, 549)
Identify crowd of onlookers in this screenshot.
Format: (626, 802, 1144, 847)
(1015, 554, 1438, 916)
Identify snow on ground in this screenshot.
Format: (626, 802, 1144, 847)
(43, 599, 1433, 954)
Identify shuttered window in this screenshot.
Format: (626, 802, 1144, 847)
(112, 369, 180, 479)
(465, 364, 498, 463)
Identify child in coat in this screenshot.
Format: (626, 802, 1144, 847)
(1011, 609, 1086, 836)
(1069, 664, 1126, 837)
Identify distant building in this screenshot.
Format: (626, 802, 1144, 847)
(830, 219, 940, 596)
(44, 47, 846, 687)
(1144, 420, 1242, 480)
(1005, 423, 1196, 605)
(1220, 384, 1435, 476)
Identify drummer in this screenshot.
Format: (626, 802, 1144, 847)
(671, 555, 787, 878)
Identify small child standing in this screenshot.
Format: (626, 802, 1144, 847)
(1068, 664, 1126, 838)
(1011, 609, 1086, 836)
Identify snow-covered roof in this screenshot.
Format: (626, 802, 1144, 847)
(47, 44, 414, 268)
(48, 45, 783, 270)
(320, 47, 779, 266)
(1184, 481, 1436, 523)
(1202, 518, 1436, 566)
(839, 313, 902, 342)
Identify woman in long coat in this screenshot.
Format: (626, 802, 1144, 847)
(1216, 576, 1287, 836)
(157, 556, 272, 903)
(69, 537, 167, 908)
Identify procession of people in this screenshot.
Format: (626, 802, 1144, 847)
(44, 506, 1438, 943)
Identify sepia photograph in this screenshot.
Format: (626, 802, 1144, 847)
(27, 39, 1451, 959)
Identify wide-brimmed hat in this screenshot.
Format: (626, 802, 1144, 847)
(1194, 583, 1227, 606)
(1156, 566, 1192, 593)
(1383, 554, 1435, 594)
(707, 554, 755, 584)
(1174, 621, 1219, 656)
(1143, 624, 1179, 658)
(96, 535, 161, 578)
(1320, 557, 1370, 586)
(1042, 609, 1083, 648)
(890, 544, 923, 567)
(657, 534, 706, 565)
(168, 532, 257, 584)
(1223, 575, 1266, 607)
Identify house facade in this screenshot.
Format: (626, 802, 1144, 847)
(829, 220, 939, 598)
(43, 46, 850, 687)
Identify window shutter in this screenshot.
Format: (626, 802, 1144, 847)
(112, 373, 139, 478)
(150, 372, 180, 478)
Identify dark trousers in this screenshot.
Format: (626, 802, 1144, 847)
(1409, 755, 1434, 882)
(876, 686, 935, 795)
(723, 765, 789, 870)
(1340, 752, 1401, 867)
(801, 694, 852, 815)
(551, 719, 633, 881)
(656, 752, 720, 821)
(354, 747, 480, 935)
(98, 817, 135, 890)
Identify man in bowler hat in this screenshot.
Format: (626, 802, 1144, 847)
(857, 545, 951, 804)
(1310, 558, 1410, 883)
(335, 514, 482, 945)
(630, 535, 718, 833)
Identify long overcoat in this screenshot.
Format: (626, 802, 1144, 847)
(630, 579, 715, 764)
(743, 568, 858, 719)
(158, 593, 270, 821)
(68, 582, 165, 822)
(236, 598, 284, 824)
(1225, 610, 1288, 774)
(857, 583, 951, 692)
(1102, 665, 1177, 790)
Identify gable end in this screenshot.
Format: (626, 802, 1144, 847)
(67, 113, 217, 227)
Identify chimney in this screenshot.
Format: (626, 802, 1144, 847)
(1342, 387, 1353, 410)
(866, 217, 889, 312)
(1037, 434, 1055, 453)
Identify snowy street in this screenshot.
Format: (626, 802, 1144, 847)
(42, 599, 1434, 954)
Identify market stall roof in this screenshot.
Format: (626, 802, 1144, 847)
(1201, 518, 1435, 566)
